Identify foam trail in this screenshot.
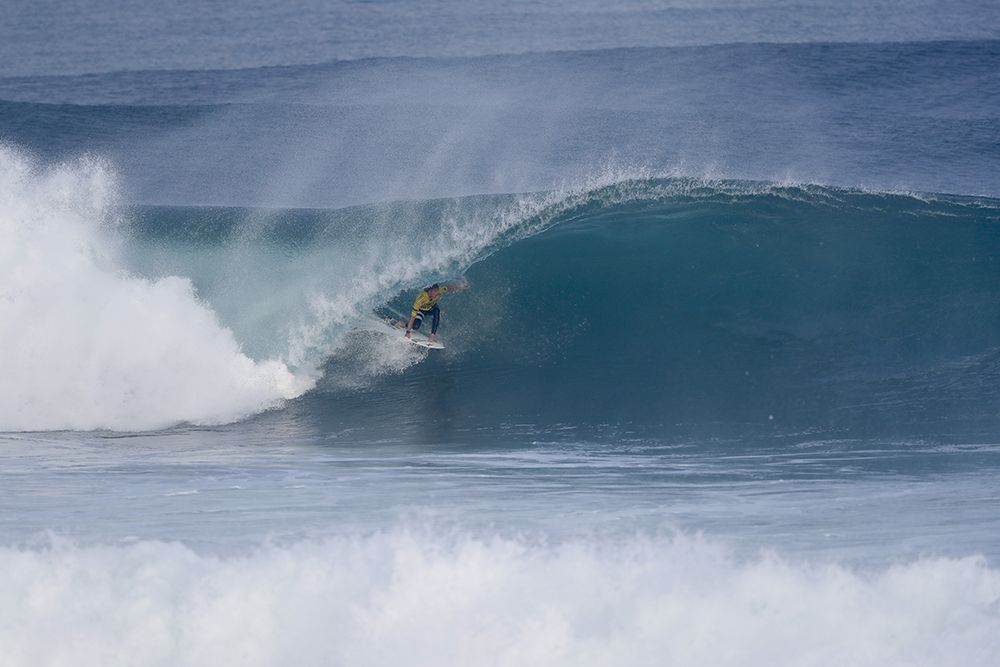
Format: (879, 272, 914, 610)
(1, 531, 998, 667)
(0, 146, 312, 431)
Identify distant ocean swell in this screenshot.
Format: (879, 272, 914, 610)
(2, 144, 999, 434)
(2, 40, 999, 205)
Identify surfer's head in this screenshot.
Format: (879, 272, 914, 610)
(426, 283, 440, 296)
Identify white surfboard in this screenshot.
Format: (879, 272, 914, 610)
(360, 314, 445, 349)
(404, 334, 445, 350)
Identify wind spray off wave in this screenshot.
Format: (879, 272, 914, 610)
(0, 146, 311, 431)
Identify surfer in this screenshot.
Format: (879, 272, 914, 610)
(404, 282, 468, 343)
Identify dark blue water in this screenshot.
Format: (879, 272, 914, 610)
(2, 2, 1000, 664)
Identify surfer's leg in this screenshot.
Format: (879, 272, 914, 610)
(411, 312, 424, 331)
(429, 306, 440, 335)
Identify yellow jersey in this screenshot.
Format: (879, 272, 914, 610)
(410, 286, 448, 315)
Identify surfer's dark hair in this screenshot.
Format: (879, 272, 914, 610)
(427, 283, 440, 291)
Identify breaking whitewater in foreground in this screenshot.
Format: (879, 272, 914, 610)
(2, 530, 999, 666)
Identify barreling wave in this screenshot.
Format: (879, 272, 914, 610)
(312, 180, 1000, 439)
(123, 173, 1000, 438)
(4, 142, 1000, 433)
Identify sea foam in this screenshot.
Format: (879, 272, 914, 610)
(1, 531, 997, 667)
(0, 146, 311, 431)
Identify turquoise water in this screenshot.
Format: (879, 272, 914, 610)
(3, 1, 1000, 664)
(114, 184, 1000, 439)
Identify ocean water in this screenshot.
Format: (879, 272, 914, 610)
(3, 2, 1000, 665)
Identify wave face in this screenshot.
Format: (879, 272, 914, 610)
(7, 156, 989, 437)
(453, 186, 1000, 433)
(320, 183, 1000, 440)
